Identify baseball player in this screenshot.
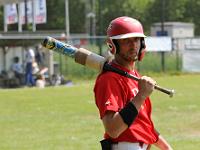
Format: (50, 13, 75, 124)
(94, 16, 173, 150)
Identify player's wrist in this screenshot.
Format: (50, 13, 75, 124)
(130, 93, 147, 111)
(136, 92, 147, 100)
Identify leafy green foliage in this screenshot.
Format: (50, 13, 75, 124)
(38, 0, 86, 33)
(184, 0, 200, 34)
(45, 0, 65, 30)
(143, 0, 187, 32)
(0, 0, 200, 35)
(96, 0, 149, 34)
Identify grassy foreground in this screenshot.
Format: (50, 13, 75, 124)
(0, 74, 199, 150)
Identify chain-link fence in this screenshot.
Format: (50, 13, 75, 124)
(53, 37, 182, 79)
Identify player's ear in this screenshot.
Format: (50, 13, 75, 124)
(107, 38, 117, 54)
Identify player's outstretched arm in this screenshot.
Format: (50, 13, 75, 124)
(154, 134, 173, 150)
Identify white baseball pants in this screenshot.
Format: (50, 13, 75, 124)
(112, 142, 148, 150)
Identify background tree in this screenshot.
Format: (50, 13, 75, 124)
(144, 0, 188, 34)
(38, 0, 86, 33)
(96, 0, 149, 35)
(184, 0, 200, 35)
(37, 0, 65, 30)
(0, 0, 200, 35)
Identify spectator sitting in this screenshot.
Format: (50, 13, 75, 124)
(51, 74, 61, 86)
(35, 67, 48, 88)
(11, 57, 23, 85)
(35, 74, 45, 88)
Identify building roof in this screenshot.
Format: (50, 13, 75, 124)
(152, 22, 194, 28)
(0, 31, 67, 47)
(0, 31, 99, 47)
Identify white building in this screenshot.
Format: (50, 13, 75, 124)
(151, 22, 200, 72)
(151, 22, 194, 38)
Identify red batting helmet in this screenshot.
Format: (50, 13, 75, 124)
(107, 16, 146, 61)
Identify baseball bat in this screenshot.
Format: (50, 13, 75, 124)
(41, 36, 175, 97)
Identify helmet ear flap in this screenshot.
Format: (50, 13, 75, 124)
(138, 38, 146, 61)
(107, 38, 116, 54)
(138, 49, 146, 61)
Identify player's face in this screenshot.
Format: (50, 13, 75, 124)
(117, 37, 141, 61)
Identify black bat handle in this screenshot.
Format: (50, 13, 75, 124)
(103, 63, 175, 97)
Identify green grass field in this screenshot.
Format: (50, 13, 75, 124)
(0, 74, 199, 150)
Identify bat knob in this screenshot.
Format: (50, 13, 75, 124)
(169, 89, 175, 98)
(41, 37, 48, 47)
(41, 36, 56, 50)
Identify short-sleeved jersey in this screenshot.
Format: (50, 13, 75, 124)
(94, 62, 159, 144)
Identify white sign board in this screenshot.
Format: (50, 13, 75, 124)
(19, 1, 33, 24)
(34, 0, 47, 24)
(4, 3, 18, 24)
(145, 37, 172, 52)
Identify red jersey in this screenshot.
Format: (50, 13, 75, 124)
(94, 63, 159, 144)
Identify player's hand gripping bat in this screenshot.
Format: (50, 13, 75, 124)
(42, 36, 175, 97)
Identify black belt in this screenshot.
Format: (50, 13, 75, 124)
(100, 139, 145, 150)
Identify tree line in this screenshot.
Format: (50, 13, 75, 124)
(0, 0, 200, 35)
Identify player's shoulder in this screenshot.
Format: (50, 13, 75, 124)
(95, 72, 121, 88)
(97, 70, 121, 81)
(94, 71, 123, 91)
